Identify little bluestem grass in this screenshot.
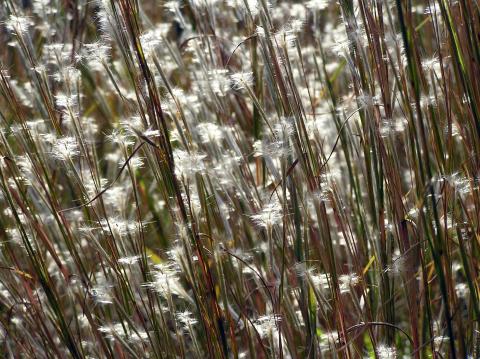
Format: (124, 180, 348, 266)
(0, 0, 479, 358)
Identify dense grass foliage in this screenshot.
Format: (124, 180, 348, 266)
(1, 0, 480, 357)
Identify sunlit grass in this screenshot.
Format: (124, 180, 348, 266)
(0, 0, 479, 358)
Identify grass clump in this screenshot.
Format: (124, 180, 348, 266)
(0, 0, 479, 357)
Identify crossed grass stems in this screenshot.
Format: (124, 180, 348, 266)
(0, 0, 480, 358)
